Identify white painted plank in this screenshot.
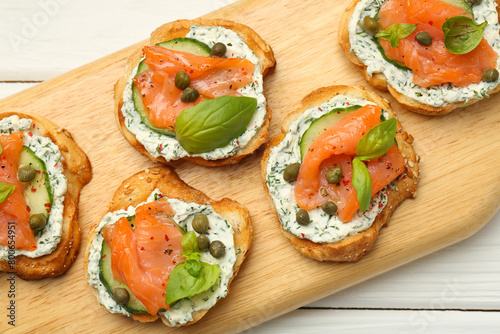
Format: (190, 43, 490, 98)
(0, 0, 238, 80)
(0, 82, 38, 99)
(307, 210, 500, 310)
(247, 309, 500, 334)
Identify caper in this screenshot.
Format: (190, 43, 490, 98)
(192, 214, 209, 234)
(174, 71, 191, 90)
(180, 87, 199, 102)
(211, 42, 227, 57)
(29, 214, 47, 231)
(482, 68, 499, 82)
(363, 16, 379, 36)
(18, 165, 37, 182)
(415, 31, 432, 46)
(209, 240, 226, 258)
(322, 201, 338, 215)
(197, 234, 210, 251)
(467, 0, 482, 5)
(112, 288, 130, 304)
(296, 209, 310, 226)
(326, 167, 343, 184)
(283, 163, 301, 183)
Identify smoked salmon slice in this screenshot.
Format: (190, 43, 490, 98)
(133, 46, 255, 131)
(102, 197, 184, 314)
(294, 105, 405, 223)
(0, 132, 36, 251)
(378, 0, 497, 88)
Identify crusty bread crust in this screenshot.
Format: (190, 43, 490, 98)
(261, 85, 419, 262)
(84, 166, 253, 326)
(339, 0, 500, 115)
(0, 111, 92, 279)
(115, 19, 275, 166)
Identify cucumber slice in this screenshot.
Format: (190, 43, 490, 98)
(135, 38, 211, 76)
(136, 61, 149, 76)
(299, 105, 362, 160)
(99, 238, 148, 314)
(157, 37, 211, 56)
(132, 83, 175, 137)
(19, 146, 52, 227)
(133, 37, 211, 136)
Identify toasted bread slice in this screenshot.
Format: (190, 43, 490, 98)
(261, 85, 419, 262)
(0, 112, 92, 279)
(339, 0, 500, 115)
(84, 166, 253, 326)
(115, 19, 275, 166)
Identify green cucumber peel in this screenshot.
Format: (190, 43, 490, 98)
(156, 38, 211, 56)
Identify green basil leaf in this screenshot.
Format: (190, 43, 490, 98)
(175, 95, 258, 154)
(181, 231, 201, 261)
(443, 16, 487, 55)
(185, 259, 201, 278)
(0, 182, 16, 204)
(165, 261, 219, 305)
(182, 250, 201, 262)
(352, 158, 372, 212)
(183, 250, 201, 262)
(181, 231, 199, 252)
(439, 0, 472, 15)
(0, 143, 2, 155)
(356, 118, 397, 161)
(376, 23, 417, 47)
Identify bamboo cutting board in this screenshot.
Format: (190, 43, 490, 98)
(1, 0, 500, 332)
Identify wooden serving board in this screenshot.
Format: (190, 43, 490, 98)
(1, 0, 500, 332)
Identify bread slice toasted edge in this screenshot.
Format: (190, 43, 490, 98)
(114, 18, 276, 167)
(261, 85, 420, 262)
(338, 0, 500, 116)
(83, 166, 253, 326)
(0, 111, 92, 279)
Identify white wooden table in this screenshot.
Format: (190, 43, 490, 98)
(1, 1, 499, 333)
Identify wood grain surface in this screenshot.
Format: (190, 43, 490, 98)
(1, 0, 499, 333)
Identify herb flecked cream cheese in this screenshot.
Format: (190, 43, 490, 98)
(348, 0, 500, 107)
(265, 95, 388, 244)
(0, 115, 67, 260)
(121, 25, 266, 161)
(87, 189, 237, 326)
